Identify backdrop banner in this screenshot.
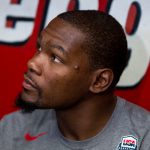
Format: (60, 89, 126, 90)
(0, 0, 150, 118)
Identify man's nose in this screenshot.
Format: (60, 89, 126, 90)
(27, 53, 42, 75)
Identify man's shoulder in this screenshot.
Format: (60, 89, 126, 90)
(119, 97, 150, 129)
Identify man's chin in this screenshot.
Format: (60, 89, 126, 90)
(15, 93, 42, 113)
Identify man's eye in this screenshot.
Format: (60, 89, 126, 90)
(38, 47, 42, 52)
(35, 47, 42, 55)
(51, 55, 62, 63)
(36, 47, 42, 54)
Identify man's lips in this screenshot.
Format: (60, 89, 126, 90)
(22, 74, 38, 90)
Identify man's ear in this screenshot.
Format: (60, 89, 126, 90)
(89, 68, 114, 93)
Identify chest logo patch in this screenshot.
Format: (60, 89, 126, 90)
(117, 135, 138, 150)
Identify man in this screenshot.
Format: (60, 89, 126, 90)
(0, 10, 150, 150)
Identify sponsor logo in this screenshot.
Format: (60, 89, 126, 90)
(117, 135, 138, 150)
(25, 132, 47, 141)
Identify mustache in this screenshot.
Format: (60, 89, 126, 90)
(24, 72, 40, 90)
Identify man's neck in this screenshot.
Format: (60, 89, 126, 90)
(56, 94, 117, 141)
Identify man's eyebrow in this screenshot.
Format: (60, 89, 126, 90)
(37, 36, 67, 55)
(49, 44, 66, 54)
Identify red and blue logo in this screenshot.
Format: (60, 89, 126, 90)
(117, 135, 138, 150)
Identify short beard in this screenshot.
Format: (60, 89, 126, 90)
(15, 93, 41, 113)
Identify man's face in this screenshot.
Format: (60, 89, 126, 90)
(20, 17, 92, 109)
